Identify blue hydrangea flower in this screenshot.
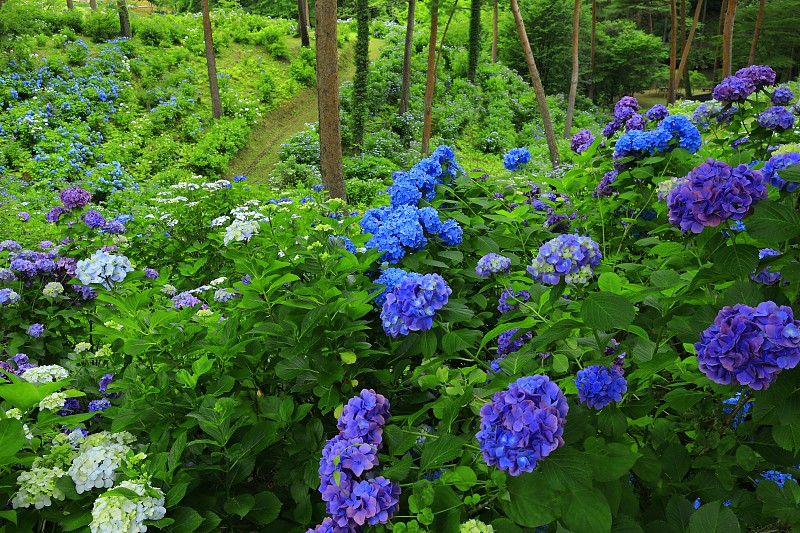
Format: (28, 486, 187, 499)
(81, 210, 106, 229)
(646, 104, 669, 121)
(476, 375, 568, 476)
(696, 301, 800, 390)
(372, 268, 421, 307)
(75, 250, 133, 289)
(772, 87, 794, 106)
(527, 234, 602, 285)
(575, 365, 627, 410)
(337, 389, 391, 446)
(28, 324, 44, 338)
(380, 273, 451, 337)
(571, 130, 595, 154)
(102, 220, 126, 234)
(46, 206, 70, 223)
(438, 219, 463, 246)
(388, 173, 423, 207)
(758, 470, 797, 488)
(752, 248, 781, 285)
(762, 152, 800, 192)
(88, 398, 111, 412)
(143, 268, 159, 280)
(652, 115, 702, 153)
(476, 254, 511, 277)
(593, 170, 618, 198)
(503, 148, 531, 171)
(497, 288, 530, 314)
(172, 292, 202, 310)
(498, 328, 532, 355)
(759, 106, 795, 131)
(329, 235, 356, 253)
(417, 207, 442, 234)
(0, 288, 22, 305)
(614, 130, 653, 159)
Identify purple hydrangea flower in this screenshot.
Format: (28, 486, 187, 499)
(46, 206, 70, 223)
(59, 187, 91, 209)
(372, 268, 421, 307)
(143, 268, 159, 280)
(57, 397, 81, 417)
(646, 104, 669, 121)
(593, 170, 619, 198)
(503, 148, 531, 171)
(625, 114, 648, 132)
(17, 212, 30, 222)
(762, 152, 800, 192)
(0, 240, 22, 252)
(713, 75, 756, 102)
(759, 106, 795, 131)
(0, 288, 21, 305)
(667, 159, 767, 233)
(498, 328, 532, 355)
(527, 234, 602, 285)
(337, 389, 391, 446)
(380, 274, 451, 337)
(736, 65, 777, 90)
(575, 365, 627, 409)
(602, 119, 624, 138)
(476, 253, 512, 277)
(476, 374, 568, 475)
(81, 210, 106, 229)
(172, 291, 202, 310)
(28, 323, 44, 338)
(88, 398, 111, 412)
(772, 87, 794, 106)
(752, 248, 781, 285)
(102, 220, 126, 234)
(695, 301, 800, 390)
(71, 284, 98, 300)
(497, 288, 530, 314)
(99, 373, 115, 393)
(571, 130, 595, 154)
(614, 96, 639, 121)
(731, 136, 750, 150)
(342, 477, 400, 527)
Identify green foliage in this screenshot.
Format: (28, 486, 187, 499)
(351, 0, 371, 148)
(290, 47, 316, 87)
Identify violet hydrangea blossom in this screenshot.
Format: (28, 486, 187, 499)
(475, 253, 512, 277)
(527, 234, 602, 285)
(762, 152, 800, 192)
(380, 273, 452, 337)
(772, 87, 794, 106)
(59, 187, 92, 209)
(758, 106, 795, 132)
(570, 130, 595, 154)
(752, 248, 781, 286)
(497, 288, 530, 314)
(575, 365, 627, 410)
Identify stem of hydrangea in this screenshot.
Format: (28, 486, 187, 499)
(614, 180, 660, 257)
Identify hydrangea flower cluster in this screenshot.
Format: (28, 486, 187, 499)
(575, 365, 627, 410)
(388, 146, 463, 206)
(696, 301, 800, 390)
(497, 288, 530, 314)
(223, 219, 260, 246)
(752, 248, 781, 285)
(68, 431, 136, 494)
(527, 234, 602, 285)
(503, 147, 531, 171)
(476, 253, 512, 277)
(372, 268, 421, 307)
(593, 170, 618, 198)
(712, 65, 777, 103)
(39, 391, 69, 411)
(772, 87, 795, 106)
(758, 470, 797, 488)
(90, 480, 166, 533)
(759, 106, 795, 131)
(12, 446, 77, 509)
(380, 273, 451, 337)
(0, 287, 21, 304)
(762, 151, 800, 192)
(646, 104, 669, 121)
(461, 519, 495, 533)
(361, 205, 462, 263)
(667, 158, 767, 233)
(76, 250, 133, 289)
(311, 390, 399, 532)
(476, 374, 568, 475)
(614, 116, 701, 161)
(498, 328, 532, 355)
(601, 96, 640, 136)
(21, 364, 69, 384)
(570, 129, 595, 154)
(59, 187, 92, 209)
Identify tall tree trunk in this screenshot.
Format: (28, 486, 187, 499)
(678, 0, 685, 96)
(90, 0, 97, 9)
(399, 0, 416, 115)
(564, 0, 580, 138)
(467, 0, 482, 82)
(306, 0, 313, 27)
(298, 0, 310, 47)
(676, 0, 703, 96)
(315, 0, 346, 200)
(491, 0, 498, 62)
(510, 0, 560, 167)
(66, 0, 74, 9)
(721, 0, 737, 77)
(647, 11, 653, 34)
(748, 0, 765, 65)
(117, 0, 131, 39)
(201, 0, 222, 119)
(712, 0, 726, 82)
(667, 0, 677, 103)
(588, 0, 596, 100)
(421, 0, 439, 156)
(352, 0, 370, 148)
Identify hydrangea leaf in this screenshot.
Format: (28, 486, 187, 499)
(248, 491, 282, 525)
(778, 163, 800, 182)
(745, 200, 800, 241)
(713, 244, 760, 281)
(580, 292, 636, 331)
(687, 501, 740, 533)
(502, 472, 560, 527)
(561, 487, 612, 533)
(420, 434, 465, 470)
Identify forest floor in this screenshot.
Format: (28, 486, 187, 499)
(225, 37, 384, 185)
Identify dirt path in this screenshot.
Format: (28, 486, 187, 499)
(226, 38, 383, 184)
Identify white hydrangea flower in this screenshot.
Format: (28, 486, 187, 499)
(12, 465, 67, 509)
(460, 519, 494, 533)
(68, 432, 135, 494)
(74, 342, 92, 353)
(21, 365, 69, 384)
(209, 277, 226, 286)
(223, 219, 260, 246)
(162, 284, 177, 296)
(43, 282, 65, 297)
(39, 391, 69, 411)
(210, 215, 230, 227)
(196, 309, 213, 317)
(90, 480, 166, 533)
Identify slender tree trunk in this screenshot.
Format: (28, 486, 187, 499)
(676, 0, 703, 96)
(712, 0, 726, 82)
(201, 0, 222, 119)
(510, 0, 560, 167)
(399, 0, 416, 115)
(564, 0, 580, 138)
(117, 0, 131, 39)
(90, 0, 97, 9)
(678, 0, 685, 96)
(66, 0, 74, 9)
(467, 0, 482, 82)
(298, 0, 310, 47)
(668, 0, 677, 103)
(491, 0, 498, 62)
(721, 0, 737, 77)
(315, 0, 346, 200)
(588, 0, 596, 100)
(421, 0, 439, 156)
(748, 0, 765, 65)
(352, 0, 370, 148)
(648, 11, 653, 34)
(306, 0, 313, 27)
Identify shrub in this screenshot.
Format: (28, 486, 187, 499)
(84, 13, 120, 43)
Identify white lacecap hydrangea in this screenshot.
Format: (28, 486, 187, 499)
(75, 342, 92, 353)
(213, 288, 237, 303)
(39, 391, 69, 411)
(21, 364, 69, 384)
(209, 277, 226, 286)
(210, 215, 230, 227)
(68, 432, 136, 494)
(90, 481, 166, 533)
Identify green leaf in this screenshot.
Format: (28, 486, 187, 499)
(598, 272, 623, 293)
(687, 501, 740, 533)
(735, 445, 757, 471)
(503, 472, 561, 527)
(420, 435, 465, 471)
(540, 446, 592, 489)
(773, 424, 800, 452)
(552, 353, 569, 373)
(383, 453, 414, 482)
(191, 355, 213, 376)
(663, 389, 706, 412)
(441, 466, 478, 491)
(420, 330, 437, 359)
(580, 292, 636, 331)
(584, 438, 641, 483)
(776, 163, 800, 182)
(171, 507, 205, 533)
(665, 496, 693, 533)
(561, 487, 612, 533)
(0, 419, 26, 462)
(0, 510, 16, 525)
(713, 244, 760, 281)
(442, 329, 480, 354)
(745, 200, 800, 241)
(224, 494, 256, 518)
(0, 379, 70, 411)
(248, 491, 282, 525)
(723, 281, 764, 307)
(275, 356, 310, 380)
(166, 482, 190, 507)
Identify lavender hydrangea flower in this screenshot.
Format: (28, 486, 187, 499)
(752, 248, 781, 285)
(772, 87, 794, 106)
(667, 159, 767, 233)
(762, 152, 800, 192)
(143, 268, 159, 280)
(503, 148, 531, 171)
(0, 240, 22, 252)
(497, 288, 530, 314)
(575, 365, 627, 409)
(0, 288, 21, 305)
(497, 328, 532, 355)
(759, 106, 795, 131)
(99, 373, 115, 393)
(713, 76, 756, 102)
(81, 210, 106, 229)
(602, 118, 624, 137)
(380, 274, 451, 337)
(102, 220, 126, 235)
(527, 234, 602, 285)
(337, 389, 391, 446)
(59, 187, 91, 209)
(614, 96, 639, 121)
(17, 212, 30, 222)
(646, 104, 669, 121)
(476, 253, 512, 277)
(343, 477, 400, 527)
(593, 170, 618, 198)
(625, 114, 648, 132)
(570, 130, 595, 154)
(28, 324, 44, 338)
(695, 301, 800, 390)
(71, 284, 98, 300)
(88, 399, 111, 413)
(172, 292, 202, 310)
(46, 206, 70, 223)
(372, 269, 421, 307)
(736, 65, 777, 90)
(476, 374, 568, 475)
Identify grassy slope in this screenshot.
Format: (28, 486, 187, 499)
(225, 36, 384, 184)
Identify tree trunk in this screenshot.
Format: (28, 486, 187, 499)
(721, 0, 737, 77)
(667, 0, 677, 103)
(315, 0, 346, 200)
(298, 0, 310, 47)
(509, 0, 560, 167)
(306, 0, 313, 27)
(677, 0, 685, 95)
(676, 0, 703, 96)
(421, 0, 439, 156)
(117, 0, 131, 38)
(399, 0, 416, 115)
(748, 0, 765, 65)
(588, 0, 596, 100)
(467, 0, 482, 82)
(201, 0, 222, 119)
(564, 0, 580, 138)
(491, 0, 498, 62)
(352, 0, 370, 148)
(647, 11, 653, 34)
(90, 0, 97, 9)
(66, 0, 74, 9)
